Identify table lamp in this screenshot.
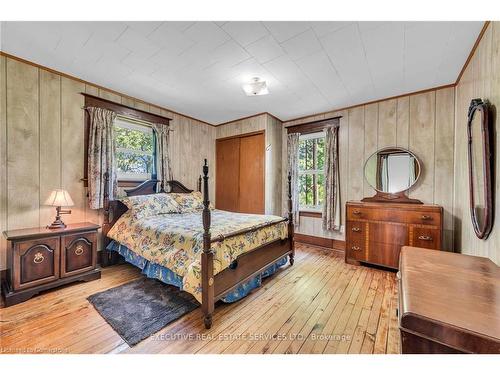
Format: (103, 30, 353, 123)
(44, 189, 74, 229)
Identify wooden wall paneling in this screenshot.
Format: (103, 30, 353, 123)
(378, 99, 397, 149)
(120, 96, 135, 107)
(238, 133, 265, 214)
(347, 106, 365, 201)
(264, 115, 282, 216)
(6, 59, 40, 230)
(134, 101, 150, 112)
(0, 56, 6, 269)
(396, 97, 410, 148)
(98, 89, 121, 103)
(39, 70, 62, 228)
(61, 77, 86, 224)
(454, 58, 475, 253)
(216, 137, 241, 211)
(408, 91, 435, 203)
(149, 105, 162, 116)
(363, 104, 378, 198)
(434, 87, 455, 250)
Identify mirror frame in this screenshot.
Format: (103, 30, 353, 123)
(361, 146, 423, 204)
(467, 98, 494, 239)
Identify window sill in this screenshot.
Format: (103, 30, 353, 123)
(117, 180, 147, 188)
(299, 210, 322, 218)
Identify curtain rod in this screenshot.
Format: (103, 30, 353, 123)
(82, 106, 174, 131)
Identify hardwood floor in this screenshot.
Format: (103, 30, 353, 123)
(0, 243, 400, 354)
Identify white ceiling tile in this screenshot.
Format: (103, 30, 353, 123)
(281, 29, 322, 61)
(310, 21, 353, 37)
(263, 21, 311, 43)
(126, 21, 162, 36)
(182, 22, 230, 49)
(147, 23, 196, 55)
(1, 21, 484, 123)
(246, 35, 285, 64)
(221, 21, 269, 47)
(116, 27, 160, 58)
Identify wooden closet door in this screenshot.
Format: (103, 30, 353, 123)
(238, 133, 265, 214)
(216, 137, 240, 211)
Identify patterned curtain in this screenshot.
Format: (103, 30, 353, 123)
(152, 123, 173, 191)
(287, 133, 300, 225)
(87, 107, 117, 209)
(322, 126, 341, 231)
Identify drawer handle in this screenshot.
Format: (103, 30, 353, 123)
(75, 245, 84, 256)
(352, 210, 361, 215)
(351, 227, 361, 232)
(421, 215, 432, 220)
(418, 235, 433, 241)
(351, 246, 361, 251)
(33, 252, 44, 264)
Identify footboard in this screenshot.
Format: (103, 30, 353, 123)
(200, 160, 294, 329)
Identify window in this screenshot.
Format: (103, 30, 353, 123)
(298, 132, 325, 211)
(114, 116, 155, 181)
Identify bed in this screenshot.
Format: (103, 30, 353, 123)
(101, 160, 294, 329)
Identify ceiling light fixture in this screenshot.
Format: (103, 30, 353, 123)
(242, 77, 269, 96)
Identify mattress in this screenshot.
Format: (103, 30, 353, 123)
(107, 209, 288, 302)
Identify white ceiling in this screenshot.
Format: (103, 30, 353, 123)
(0, 21, 483, 124)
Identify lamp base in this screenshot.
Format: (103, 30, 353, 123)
(47, 219, 67, 229)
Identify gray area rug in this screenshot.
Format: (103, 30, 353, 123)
(87, 277, 199, 346)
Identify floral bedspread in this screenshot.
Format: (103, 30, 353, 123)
(107, 209, 288, 302)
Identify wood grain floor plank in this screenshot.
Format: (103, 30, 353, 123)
(0, 244, 399, 354)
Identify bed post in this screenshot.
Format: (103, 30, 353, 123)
(287, 173, 295, 266)
(201, 160, 214, 329)
(101, 172, 113, 267)
(198, 175, 202, 192)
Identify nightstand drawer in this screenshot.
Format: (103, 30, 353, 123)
(61, 232, 97, 277)
(13, 237, 60, 290)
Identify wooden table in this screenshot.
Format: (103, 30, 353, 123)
(398, 246, 500, 353)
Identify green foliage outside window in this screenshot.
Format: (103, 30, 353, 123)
(298, 135, 325, 210)
(114, 124, 154, 178)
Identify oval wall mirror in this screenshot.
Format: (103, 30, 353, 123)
(362, 147, 422, 204)
(467, 98, 494, 239)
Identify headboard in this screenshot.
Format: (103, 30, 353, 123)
(101, 175, 202, 252)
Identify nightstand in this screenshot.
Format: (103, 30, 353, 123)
(2, 222, 101, 307)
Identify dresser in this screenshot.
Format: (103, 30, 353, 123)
(398, 247, 500, 353)
(2, 222, 101, 306)
(345, 201, 443, 269)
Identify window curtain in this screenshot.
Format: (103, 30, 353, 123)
(287, 133, 300, 225)
(152, 123, 172, 191)
(87, 107, 117, 209)
(322, 126, 341, 231)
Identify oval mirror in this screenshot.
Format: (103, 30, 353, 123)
(467, 98, 493, 239)
(364, 147, 421, 194)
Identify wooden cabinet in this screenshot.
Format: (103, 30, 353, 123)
(216, 132, 265, 214)
(2, 222, 101, 307)
(399, 247, 500, 353)
(345, 201, 443, 269)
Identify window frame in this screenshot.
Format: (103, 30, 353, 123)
(82, 93, 171, 188)
(286, 116, 341, 217)
(298, 131, 326, 213)
(114, 116, 156, 183)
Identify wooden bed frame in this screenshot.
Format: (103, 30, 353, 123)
(101, 160, 294, 329)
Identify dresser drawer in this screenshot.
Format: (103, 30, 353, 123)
(347, 221, 366, 240)
(347, 206, 407, 223)
(346, 238, 367, 261)
(368, 222, 408, 245)
(406, 211, 441, 225)
(410, 227, 441, 249)
(13, 237, 60, 290)
(61, 232, 97, 277)
(367, 242, 401, 269)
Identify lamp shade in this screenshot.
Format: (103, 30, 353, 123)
(44, 189, 74, 207)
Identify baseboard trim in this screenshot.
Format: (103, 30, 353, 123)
(294, 233, 345, 252)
